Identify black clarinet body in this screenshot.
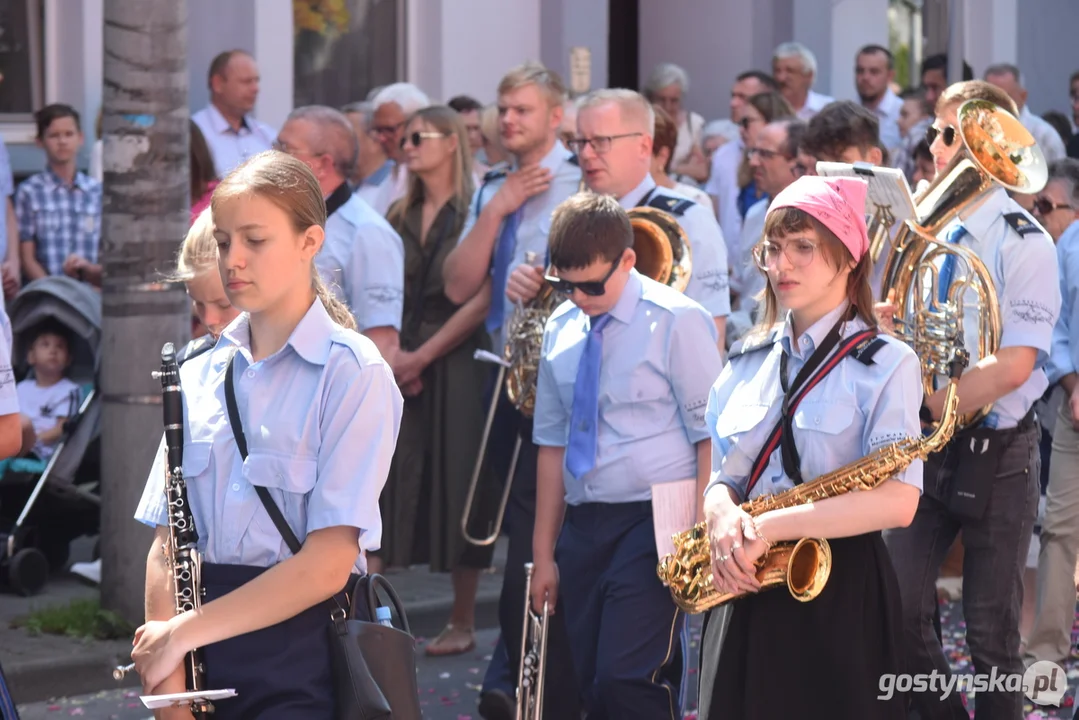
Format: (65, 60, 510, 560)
(158, 342, 213, 719)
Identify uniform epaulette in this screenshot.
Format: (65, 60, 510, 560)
(728, 329, 778, 360)
(1003, 211, 1041, 236)
(568, 153, 580, 166)
(647, 194, 696, 217)
(849, 336, 887, 366)
(177, 334, 214, 366)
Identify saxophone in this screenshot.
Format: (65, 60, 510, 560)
(657, 349, 969, 614)
(114, 343, 214, 718)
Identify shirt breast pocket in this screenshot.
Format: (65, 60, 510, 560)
(792, 400, 862, 470)
(181, 441, 213, 480)
(243, 453, 319, 539)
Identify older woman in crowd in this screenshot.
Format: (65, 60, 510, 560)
(644, 62, 709, 185)
(651, 104, 715, 212)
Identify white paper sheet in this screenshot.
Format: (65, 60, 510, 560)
(816, 160, 917, 223)
(140, 689, 238, 709)
(651, 479, 698, 561)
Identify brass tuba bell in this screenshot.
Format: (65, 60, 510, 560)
(878, 99, 1048, 428)
(627, 205, 693, 293)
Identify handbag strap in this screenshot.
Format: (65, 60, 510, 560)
(224, 355, 304, 555)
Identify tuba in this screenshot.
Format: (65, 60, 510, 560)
(461, 202, 693, 546)
(657, 350, 969, 614)
(878, 99, 1047, 428)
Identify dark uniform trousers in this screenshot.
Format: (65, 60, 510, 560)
(883, 414, 1040, 720)
(480, 379, 582, 720)
(557, 501, 685, 720)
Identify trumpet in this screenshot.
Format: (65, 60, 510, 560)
(517, 562, 549, 720)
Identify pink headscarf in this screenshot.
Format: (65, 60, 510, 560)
(767, 176, 870, 262)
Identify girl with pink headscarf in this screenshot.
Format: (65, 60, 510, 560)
(695, 175, 925, 719)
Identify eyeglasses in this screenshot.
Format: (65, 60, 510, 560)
(753, 238, 819, 270)
(926, 124, 958, 147)
(371, 121, 405, 137)
(747, 147, 785, 161)
(544, 251, 624, 296)
(566, 133, 643, 155)
(1033, 196, 1074, 215)
(399, 131, 448, 150)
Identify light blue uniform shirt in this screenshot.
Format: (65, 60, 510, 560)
(533, 270, 722, 505)
(619, 174, 731, 319)
(704, 301, 924, 503)
(1048, 220, 1079, 384)
(458, 141, 582, 348)
(134, 298, 404, 572)
(316, 193, 406, 332)
(935, 188, 1060, 429)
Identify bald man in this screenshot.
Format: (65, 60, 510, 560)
(275, 105, 405, 361)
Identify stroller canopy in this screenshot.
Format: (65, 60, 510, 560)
(8, 276, 102, 385)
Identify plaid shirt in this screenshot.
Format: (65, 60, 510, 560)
(15, 169, 102, 277)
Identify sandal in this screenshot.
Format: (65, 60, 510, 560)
(424, 623, 476, 656)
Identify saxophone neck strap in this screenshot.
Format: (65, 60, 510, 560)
(744, 317, 877, 497)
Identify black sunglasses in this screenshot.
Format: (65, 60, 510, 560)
(544, 251, 624, 297)
(399, 131, 447, 150)
(926, 124, 958, 147)
(1034, 196, 1073, 215)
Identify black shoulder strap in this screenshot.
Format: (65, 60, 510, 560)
(647, 193, 695, 217)
(1003, 211, 1040, 236)
(224, 355, 303, 555)
(727, 329, 779, 360)
(568, 153, 580, 166)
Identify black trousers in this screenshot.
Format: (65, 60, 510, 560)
(480, 379, 581, 719)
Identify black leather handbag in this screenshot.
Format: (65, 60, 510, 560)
(225, 357, 421, 719)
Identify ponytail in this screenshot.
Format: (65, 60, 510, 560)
(313, 271, 358, 331)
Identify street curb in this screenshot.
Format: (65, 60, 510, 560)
(8, 589, 503, 706)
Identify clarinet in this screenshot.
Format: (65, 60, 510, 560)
(115, 343, 213, 718)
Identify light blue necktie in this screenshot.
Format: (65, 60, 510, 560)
(485, 207, 524, 332)
(936, 224, 967, 305)
(566, 314, 612, 479)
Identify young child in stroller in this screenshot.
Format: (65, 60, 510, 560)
(15, 320, 81, 461)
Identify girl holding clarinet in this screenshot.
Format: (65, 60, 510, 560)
(131, 150, 404, 719)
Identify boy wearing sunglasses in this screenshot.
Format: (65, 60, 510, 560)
(882, 80, 1061, 719)
(529, 192, 722, 719)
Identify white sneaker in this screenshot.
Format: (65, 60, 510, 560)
(70, 558, 101, 584)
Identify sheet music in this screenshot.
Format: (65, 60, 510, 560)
(141, 689, 238, 709)
(816, 161, 917, 223)
(651, 479, 698, 560)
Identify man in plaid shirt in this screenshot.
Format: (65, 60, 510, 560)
(16, 104, 102, 288)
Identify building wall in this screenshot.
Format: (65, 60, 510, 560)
(1017, 0, 1079, 117)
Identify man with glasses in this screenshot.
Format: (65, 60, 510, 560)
(727, 118, 806, 346)
(882, 81, 1061, 719)
(508, 88, 731, 350)
(528, 192, 722, 719)
(1025, 158, 1079, 671)
(275, 105, 405, 361)
(368, 83, 431, 215)
(439, 61, 582, 720)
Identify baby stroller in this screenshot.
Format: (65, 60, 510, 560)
(0, 276, 102, 596)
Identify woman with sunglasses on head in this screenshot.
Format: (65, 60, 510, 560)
(696, 175, 924, 720)
(529, 192, 723, 719)
(131, 151, 403, 719)
(882, 80, 1061, 719)
(372, 106, 501, 658)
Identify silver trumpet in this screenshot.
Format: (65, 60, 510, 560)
(517, 562, 550, 720)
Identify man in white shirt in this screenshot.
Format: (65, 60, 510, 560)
(985, 63, 1067, 163)
(191, 50, 276, 177)
(705, 71, 778, 246)
(772, 42, 834, 121)
(855, 44, 903, 154)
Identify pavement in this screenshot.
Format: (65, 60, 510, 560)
(1, 535, 507, 707)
